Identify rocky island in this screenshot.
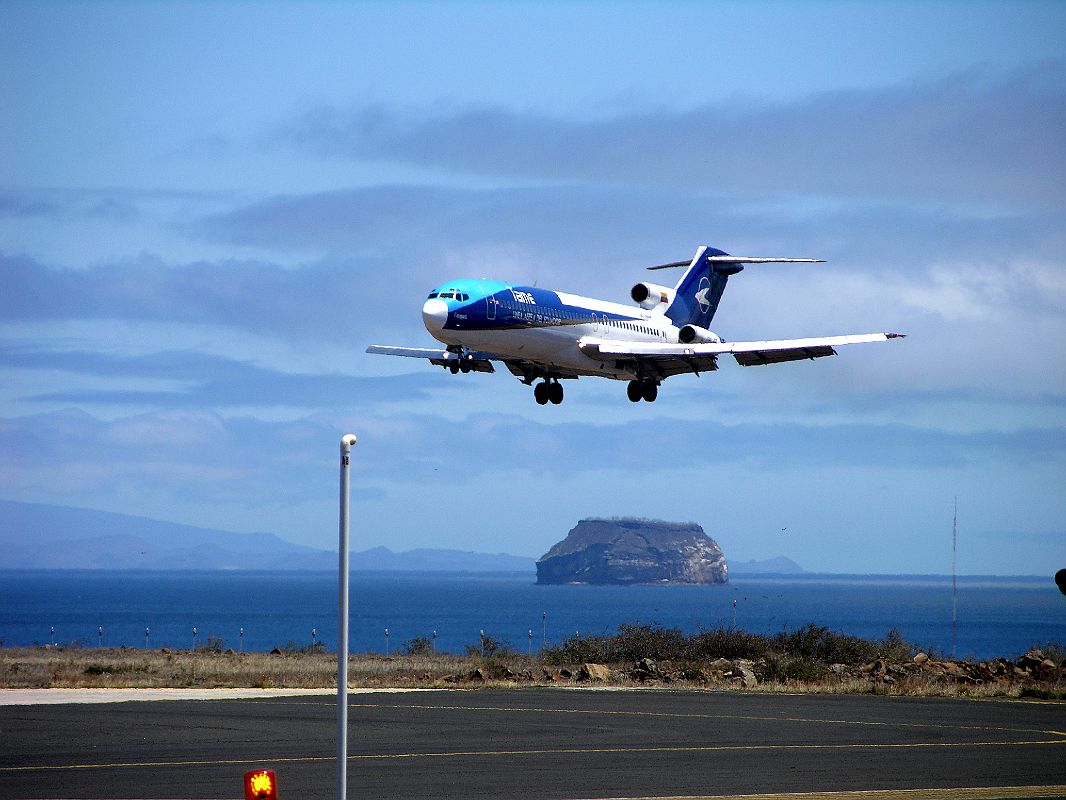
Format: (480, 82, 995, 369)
(536, 517, 728, 585)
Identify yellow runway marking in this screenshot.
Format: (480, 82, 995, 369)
(590, 788, 1066, 800)
(331, 701, 1059, 737)
(2, 736, 1063, 772)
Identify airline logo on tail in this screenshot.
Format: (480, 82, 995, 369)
(694, 277, 712, 313)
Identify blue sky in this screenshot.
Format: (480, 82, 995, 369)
(2, 1, 1064, 574)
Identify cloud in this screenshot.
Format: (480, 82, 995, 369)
(191, 183, 1064, 286)
(2, 403, 1062, 553)
(0, 192, 61, 218)
(0, 189, 143, 223)
(277, 64, 1066, 209)
(3, 407, 1061, 496)
(1, 347, 442, 408)
(0, 251, 402, 343)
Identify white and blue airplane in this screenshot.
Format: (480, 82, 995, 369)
(368, 244, 904, 404)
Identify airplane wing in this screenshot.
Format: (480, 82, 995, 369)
(367, 345, 590, 382)
(580, 332, 904, 374)
(365, 345, 496, 373)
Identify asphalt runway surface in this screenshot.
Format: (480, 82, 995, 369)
(1, 688, 1065, 799)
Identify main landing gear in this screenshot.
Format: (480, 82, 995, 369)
(534, 379, 564, 405)
(627, 380, 658, 402)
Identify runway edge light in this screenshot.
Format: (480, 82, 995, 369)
(244, 769, 278, 800)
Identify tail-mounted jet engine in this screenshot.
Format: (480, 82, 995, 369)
(630, 282, 675, 310)
(678, 324, 722, 344)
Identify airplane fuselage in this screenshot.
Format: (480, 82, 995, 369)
(422, 278, 682, 381)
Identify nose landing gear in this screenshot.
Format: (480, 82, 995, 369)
(534, 379, 564, 405)
(447, 349, 474, 374)
(627, 380, 658, 402)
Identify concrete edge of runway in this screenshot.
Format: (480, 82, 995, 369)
(0, 687, 439, 705)
(0, 683, 680, 706)
(6, 685, 1064, 707)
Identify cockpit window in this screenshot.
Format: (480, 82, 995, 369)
(458, 293, 469, 301)
(439, 292, 455, 299)
(427, 292, 438, 298)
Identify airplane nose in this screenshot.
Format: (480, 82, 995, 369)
(422, 298, 448, 332)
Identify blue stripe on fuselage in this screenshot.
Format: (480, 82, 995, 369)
(430, 280, 645, 331)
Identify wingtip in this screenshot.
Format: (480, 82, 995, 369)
(886, 332, 907, 339)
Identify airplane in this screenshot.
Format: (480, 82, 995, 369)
(367, 244, 904, 404)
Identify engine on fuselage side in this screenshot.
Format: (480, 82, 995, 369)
(630, 282, 675, 310)
(678, 324, 722, 344)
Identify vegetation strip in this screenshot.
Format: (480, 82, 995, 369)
(4, 738, 1064, 773)
(2, 623, 1062, 700)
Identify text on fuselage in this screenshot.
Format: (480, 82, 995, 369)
(509, 288, 536, 305)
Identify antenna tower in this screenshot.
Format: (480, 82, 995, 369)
(952, 496, 958, 660)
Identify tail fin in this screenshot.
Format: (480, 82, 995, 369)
(664, 246, 739, 329)
(659, 246, 824, 328)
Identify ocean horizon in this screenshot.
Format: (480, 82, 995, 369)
(1, 570, 1063, 662)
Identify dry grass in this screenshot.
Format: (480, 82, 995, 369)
(737, 676, 1064, 699)
(0, 647, 512, 690)
(2, 646, 1063, 700)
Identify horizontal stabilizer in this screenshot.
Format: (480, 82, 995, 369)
(649, 256, 824, 271)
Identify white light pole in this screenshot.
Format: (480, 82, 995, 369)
(338, 433, 356, 800)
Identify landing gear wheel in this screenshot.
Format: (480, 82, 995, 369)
(642, 382, 658, 402)
(448, 361, 460, 375)
(459, 359, 471, 374)
(627, 381, 642, 402)
(534, 382, 549, 405)
(548, 381, 564, 405)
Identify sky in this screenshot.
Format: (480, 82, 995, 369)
(2, 1, 1064, 575)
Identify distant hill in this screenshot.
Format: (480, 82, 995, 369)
(728, 556, 806, 574)
(537, 517, 728, 585)
(0, 500, 535, 573)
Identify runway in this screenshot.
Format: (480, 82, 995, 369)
(1, 688, 1064, 799)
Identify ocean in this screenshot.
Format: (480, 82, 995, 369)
(1, 570, 1063, 662)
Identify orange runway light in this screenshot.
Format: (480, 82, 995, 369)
(244, 769, 278, 800)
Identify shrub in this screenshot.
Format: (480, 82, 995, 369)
(195, 636, 226, 654)
(757, 653, 826, 683)
(464, 633, 512, 658)
(1019, 686, 1066, 700)
(689, 627, 771, 661)
(542, 623, 923, 670)
(879, 628, 915, 663)
(404, 636, 434, 656)
(544, 634, 606, 665)
(770, 624, 880, 664)
(610, 624, 688, 662)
